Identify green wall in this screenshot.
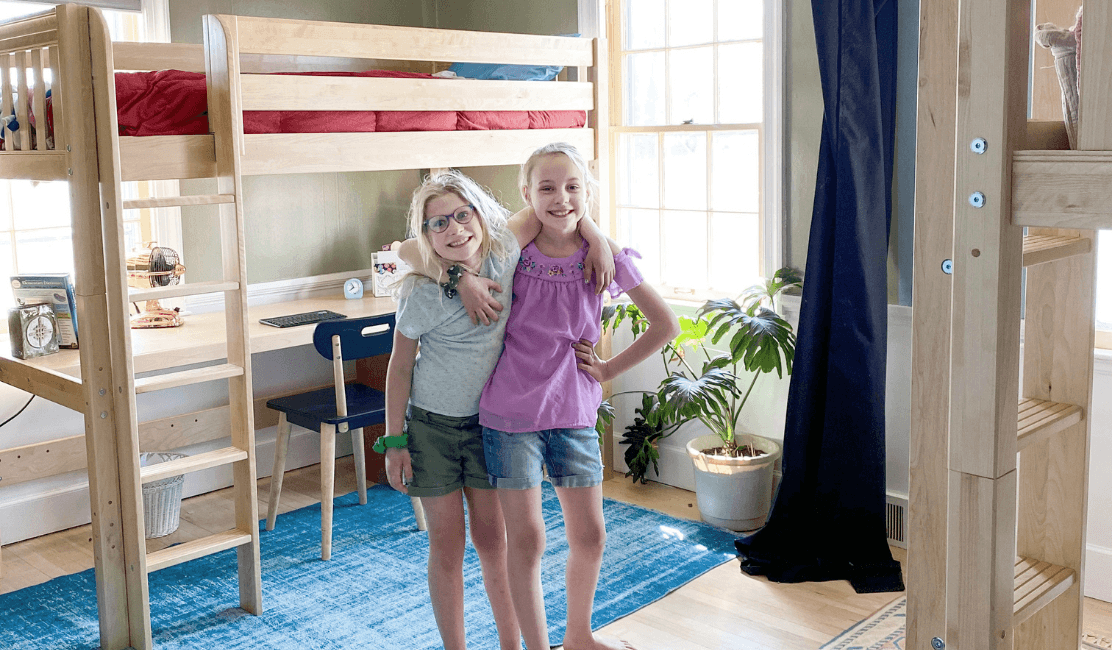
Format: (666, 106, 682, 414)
(170, 0, 434, 284)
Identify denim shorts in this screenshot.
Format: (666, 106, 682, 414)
(482, 426, 604, 489)
(405, 405, 494, 498)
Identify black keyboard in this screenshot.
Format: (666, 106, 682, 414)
(259, 309, 347, 328)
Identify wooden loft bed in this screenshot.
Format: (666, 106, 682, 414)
(908, 0, 1100, 648)
(0, 4, 606, 650)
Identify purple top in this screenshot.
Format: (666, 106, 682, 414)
(479, 240, 644, 432)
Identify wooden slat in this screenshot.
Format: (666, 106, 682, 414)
(240, 74, 593, 112)
(230, 15, 593, 67)
(1013, 151, 1112, 228)
(133, 363, 243, 394)
(111, 41, 204, 73)
(0, 151, 69, 180)
(1022, 120, 1070, 151)
(0, 32, 58, 59)
(118, 135, 216, 181)
(1016, 398, 1083, 452)
(1021, 233, 1091, 267)
(45, 45, 62, 148)
(1012, 556, 1075, 625)
(128, 280, 239, 302)
(122, 193, 234, 210)
(2, 53, 13, 147)
(139, 446, 248, 484)
(241, 128, 595, 176)
(0, 356, 84, 412)
(14, 50, 29, 151)
(29, 48, 45, 151)
(145, 529, 252, 573)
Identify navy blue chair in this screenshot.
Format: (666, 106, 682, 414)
(265, 313, 425, 560)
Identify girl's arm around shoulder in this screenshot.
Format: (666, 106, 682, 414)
(578, 216, 617, 292)
(393, 238, 504, 326)
(383, 329, 419, 493)
(574, 282, 680, 384)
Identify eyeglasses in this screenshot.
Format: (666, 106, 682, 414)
(423, 204, 476, 233)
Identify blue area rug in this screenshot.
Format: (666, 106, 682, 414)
(0, 482, 737, 649)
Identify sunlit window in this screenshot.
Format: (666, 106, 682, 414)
(613, 0, 778, 299)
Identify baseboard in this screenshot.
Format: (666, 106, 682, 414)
(0, 425, 352, 546)
(1086, 543, 1112, 602)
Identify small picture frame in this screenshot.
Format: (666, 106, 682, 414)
(371, 250, 411, 297)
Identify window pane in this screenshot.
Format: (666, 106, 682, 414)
(0, 181, 11, 231)
(618, 208, 661, 285)
(625, 52, 666, 126)
(124, 221, 142, 253)
(15, 227, 74, 278)
(662, 210, 707, 290)
(0, 232, 12, 311)
(625, 0, 665, 50)
(711, 130, 760, 212)
(663, 132, 707, 210)
(11, 180, 70, 230)
(618, 133, 660, 208)
(719, 0, 763, 42)
(709, 212, 759, 294)
(719, 42, 763, 124)
(669, 0, 713, 47)
(668, 47, 713, 125)
(1097, 231, 1112, 330)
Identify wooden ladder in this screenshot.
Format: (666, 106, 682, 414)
(908, 0, 1096, 648)
(70, 7, 262, 649)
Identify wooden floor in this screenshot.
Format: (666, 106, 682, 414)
(2, 458, 1110, 649)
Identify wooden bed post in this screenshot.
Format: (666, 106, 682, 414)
(56, 5, 143, 649)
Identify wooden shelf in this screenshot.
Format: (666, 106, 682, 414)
(0, 292, 398, 379)
(133, 362, 243, 394)
(139, 446, 248, 484)
(1022, 233, 1092, 267)
(1017, 398, 1084, 452)
(145, 529, 253, 573)
(1013, 556, 1075, 625)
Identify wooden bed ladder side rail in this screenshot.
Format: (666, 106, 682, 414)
(202, 12, 263, 615)
(54, 5, 139, 650)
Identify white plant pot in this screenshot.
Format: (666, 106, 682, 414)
(686, 433, 782, 532)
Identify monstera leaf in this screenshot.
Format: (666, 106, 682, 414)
(699, 300, 796, 378)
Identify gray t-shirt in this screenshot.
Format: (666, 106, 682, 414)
(395, 229, 520, 417)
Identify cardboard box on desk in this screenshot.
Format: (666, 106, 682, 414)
(371, 251, 411, 297)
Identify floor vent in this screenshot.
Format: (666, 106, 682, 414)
(886, 494, 907, 549)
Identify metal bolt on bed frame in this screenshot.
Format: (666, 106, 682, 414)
(932, 637, 945, 650)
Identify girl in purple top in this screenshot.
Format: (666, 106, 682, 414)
(479, 143, 679, 650)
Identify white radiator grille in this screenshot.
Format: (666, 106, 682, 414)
(886, 494, 907, 549)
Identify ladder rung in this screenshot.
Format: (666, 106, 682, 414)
(146, 528, 253, 572)
(1017, 397, 1084, 452)
(1021, 234, 1092, 267)
(128, 280, 239, 302)
(122, 194, 235, 210)
(140, 445, 249, 484)
(135, 363, 244, 394)
(1013, 555, 1075, 625)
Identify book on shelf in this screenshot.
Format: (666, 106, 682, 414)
(10, 273, 78, 348)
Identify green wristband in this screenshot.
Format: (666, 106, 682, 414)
(372, 433, 408, 454)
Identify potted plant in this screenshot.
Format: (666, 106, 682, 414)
(600, 267, 802, 531)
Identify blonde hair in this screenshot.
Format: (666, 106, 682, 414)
(398, 170, 510, 295)
(519, 142, 599, 223)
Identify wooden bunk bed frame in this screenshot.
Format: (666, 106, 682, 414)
(0, 5, 606, 649)
(909, 0, 1098, 648)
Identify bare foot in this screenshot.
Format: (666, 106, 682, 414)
(561, 634, 637, 650)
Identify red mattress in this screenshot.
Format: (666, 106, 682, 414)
(114, 69, 586, 137)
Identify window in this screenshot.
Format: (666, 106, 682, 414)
(0, 1, 168, 314)
(1096, 232, 1112, 349)
(610, 0, 782, 299)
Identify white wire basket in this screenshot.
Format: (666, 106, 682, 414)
(140, 452, 186, 539)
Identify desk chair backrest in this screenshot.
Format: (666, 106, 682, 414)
(312, 313, 395, 429)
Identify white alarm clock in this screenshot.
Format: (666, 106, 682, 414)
(344, 278, 364, 300)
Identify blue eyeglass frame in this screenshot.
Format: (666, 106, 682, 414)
(423, 204, 476, 233)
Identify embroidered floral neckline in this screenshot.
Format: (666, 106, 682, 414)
(517, 241, 588, 282)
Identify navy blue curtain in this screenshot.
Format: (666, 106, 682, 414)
(733, 0, 904, 593)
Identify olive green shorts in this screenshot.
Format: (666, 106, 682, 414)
(405, 405, 495, 497)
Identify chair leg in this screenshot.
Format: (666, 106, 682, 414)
(266, 412, 292, 531)
(351, 426, 367, 505)
(410, 496, 427, 531)
(320, 423, 337, 561)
